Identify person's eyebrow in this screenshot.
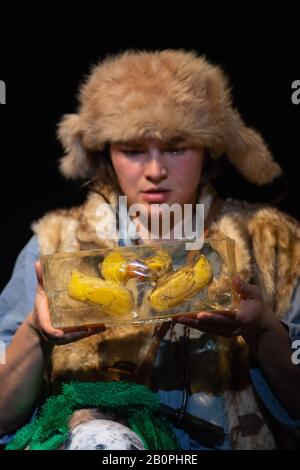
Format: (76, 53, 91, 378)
(115, 140, 146, 148)
(164, 137, 188, 147)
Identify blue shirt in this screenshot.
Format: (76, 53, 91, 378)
(1, 236, 300, 449)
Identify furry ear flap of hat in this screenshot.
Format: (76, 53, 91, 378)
(57, 113, 90, 179)
(224, 110, 282, 185)
(57, 49, 282, 186)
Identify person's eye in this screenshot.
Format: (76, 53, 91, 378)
(165, 147, 187, 155)
(122, 149, 145, 157)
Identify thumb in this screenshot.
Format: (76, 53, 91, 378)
(233, 275, 262, 300)
(35, 260, 44, 288)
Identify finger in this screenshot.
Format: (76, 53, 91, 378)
(35, 260, 44, 288)
(63, 331, 92, 342)
(197, 310, 237, 320)
(35, 289, 65, 339)
(173, 313, 239, 329)
(173, 317, 201, 328)
(63, 327, 105, 343)
(233, 276, 262, 300)
(174, 317, 240, 337)
(63, 325, 106, 335)
(175, 317, 220, 333)
(39, 325, 106, 345)
(213, 309, 237, 320)
(34, 260, 65, 339)
(196, 311, 241, 328)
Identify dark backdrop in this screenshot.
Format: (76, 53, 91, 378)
(0, 3, 299, 290)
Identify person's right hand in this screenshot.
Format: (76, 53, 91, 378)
(28, 260, 106, 345)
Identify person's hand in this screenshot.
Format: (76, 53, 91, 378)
(27, 260, 106, 345)
(173, 276, 278, 342)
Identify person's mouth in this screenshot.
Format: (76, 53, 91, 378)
(141, 188, 171, 203)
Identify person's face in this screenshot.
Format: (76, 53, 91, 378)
(110, 138, 205, 217)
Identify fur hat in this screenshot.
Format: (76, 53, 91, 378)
(58, 49, 282, 185)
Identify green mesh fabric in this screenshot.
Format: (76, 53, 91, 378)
(5, 381, 179, 450)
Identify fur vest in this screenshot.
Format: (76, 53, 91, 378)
(32, 186, 300, 449)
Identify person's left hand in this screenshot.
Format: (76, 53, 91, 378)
(173, 276, 278, 341)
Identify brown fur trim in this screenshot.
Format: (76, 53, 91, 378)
(248, 207, 300, 316)
(31, 207, 82, 255)
(57, 50, 282, 185)
(209, 213, 252, 282)
(75, 190, 119, 250)
(209, 202, 300, 449)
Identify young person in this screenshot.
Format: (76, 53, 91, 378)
(1, 50, 299, 449)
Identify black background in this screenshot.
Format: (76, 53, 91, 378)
(0, 2, 299, 290)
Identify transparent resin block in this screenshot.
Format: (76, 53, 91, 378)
(41, 237, 239, 331)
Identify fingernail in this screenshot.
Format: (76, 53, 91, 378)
(53, 331, 64, 338)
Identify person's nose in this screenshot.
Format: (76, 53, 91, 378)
(144, 149, 168, 182)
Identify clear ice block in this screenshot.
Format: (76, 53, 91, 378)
(41, 237, 239, 331)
